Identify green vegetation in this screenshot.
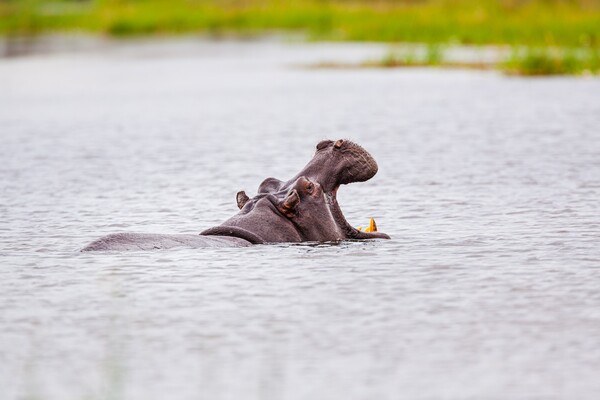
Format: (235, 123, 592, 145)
(366, 45, 451, 68)
(1, 0, 599, 47)
(311, 45, 600, 76)
(503, 47, 600, 75)
(1, 0, 599, 75)
(381, 46, 600, 75)
(310, 47, 489, 71)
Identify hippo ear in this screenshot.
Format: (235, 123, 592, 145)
(236, 191, 250, 210)
(279, 189, 300, 217)
(258, 177, 284, 194)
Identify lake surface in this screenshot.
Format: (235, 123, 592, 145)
(1, 38, 599, 400)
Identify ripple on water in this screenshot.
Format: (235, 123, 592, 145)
(1, 39, 600, 400)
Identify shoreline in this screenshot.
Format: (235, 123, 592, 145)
(2, 34, 598, 77)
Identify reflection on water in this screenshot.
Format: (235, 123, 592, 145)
(1, 38, 599, 400)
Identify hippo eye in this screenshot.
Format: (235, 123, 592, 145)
(306, 182, 314, 193)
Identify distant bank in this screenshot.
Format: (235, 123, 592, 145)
(1, 0, 599, 75)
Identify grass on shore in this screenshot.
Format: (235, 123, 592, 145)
(2, 0, 600, 48)
(310, 45, 600, 76)
(2, 0, 599, 75)
(502, 47, 600, 75)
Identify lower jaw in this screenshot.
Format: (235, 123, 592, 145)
(326, 187, 390, 240)
(326, 190, 361, 239)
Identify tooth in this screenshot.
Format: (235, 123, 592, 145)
(369, 218, 377, 232)
(362, 218, 377, 232)
(357, 218, 377, 233)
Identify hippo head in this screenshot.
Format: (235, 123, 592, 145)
(278, 176, 344, 242)
(201, 139, 390, 243)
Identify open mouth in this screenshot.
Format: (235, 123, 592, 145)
(325, 184, 390, 240)
(283, 139, 390, 240)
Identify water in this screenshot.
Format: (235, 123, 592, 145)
(1, 38, 599, 400)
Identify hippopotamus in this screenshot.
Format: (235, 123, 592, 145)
(82, 139, 390, 251)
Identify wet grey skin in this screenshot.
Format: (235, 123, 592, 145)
(82, 139, 390, 251)
(259, 139, 390, 241)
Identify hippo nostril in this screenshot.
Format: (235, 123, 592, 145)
(316, 140, 331, 151)
(334, 139, 344, 149)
